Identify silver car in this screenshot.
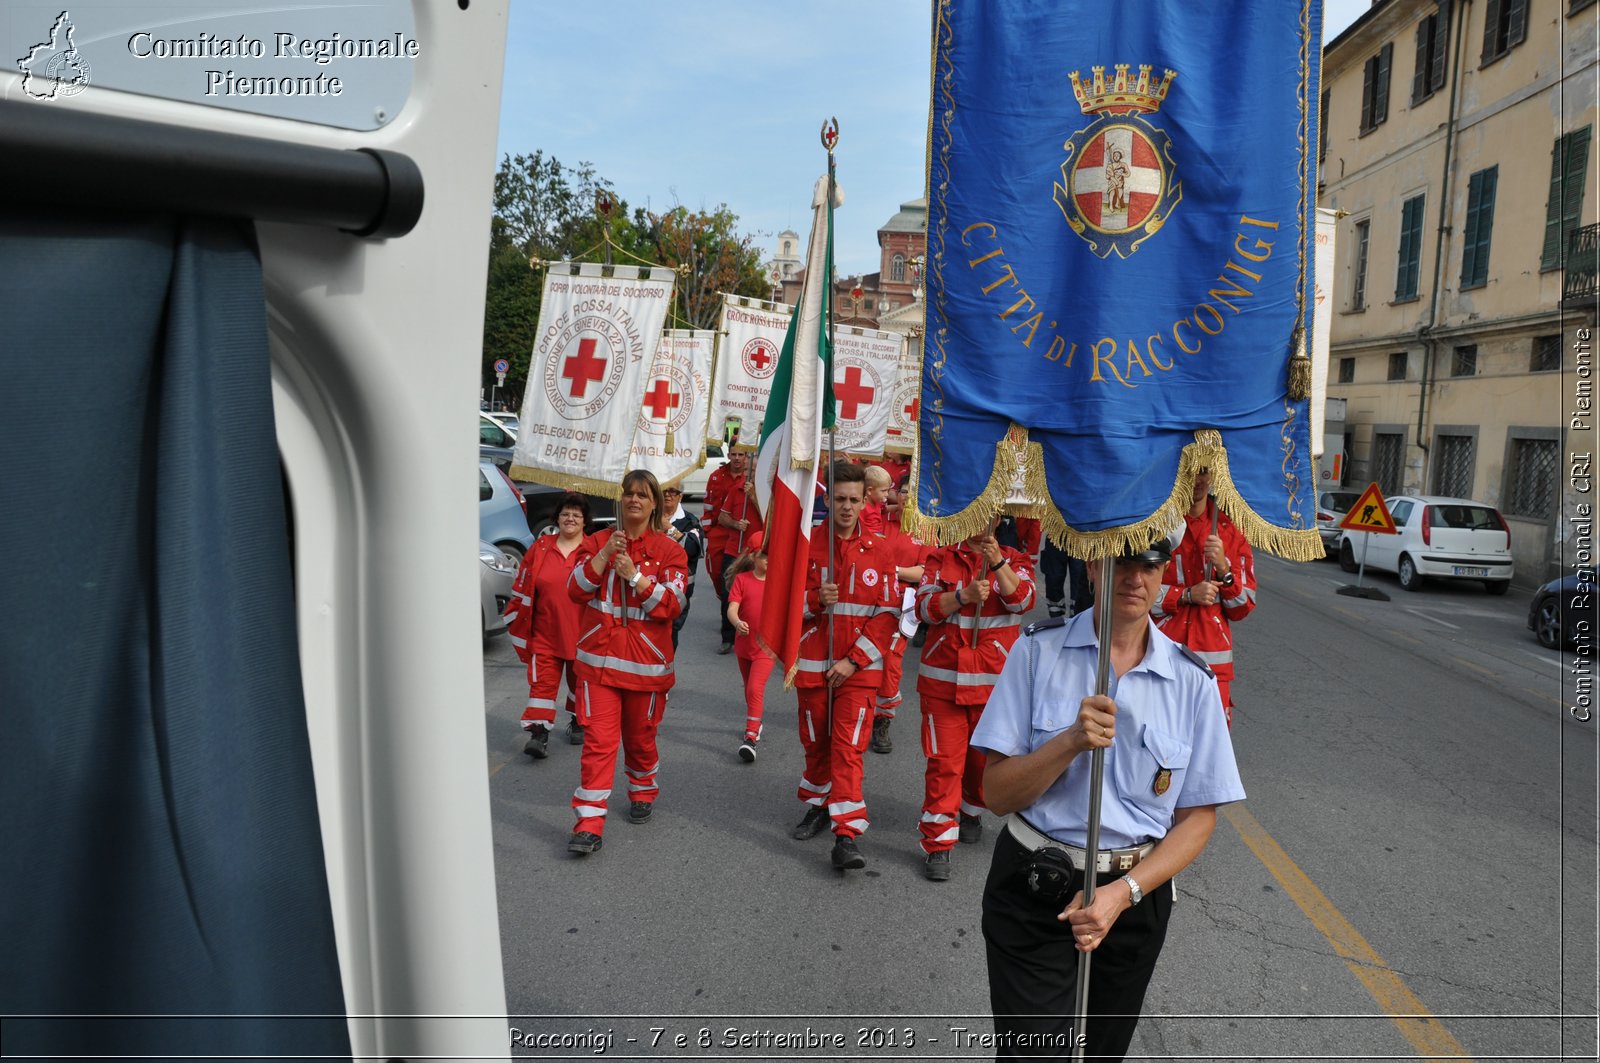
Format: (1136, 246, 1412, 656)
(480, 540, 516, 643)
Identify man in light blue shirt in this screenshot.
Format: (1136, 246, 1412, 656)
(971, 537, 1244, 1061)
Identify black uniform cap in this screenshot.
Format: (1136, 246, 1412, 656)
(1118, 536, 1173, 564)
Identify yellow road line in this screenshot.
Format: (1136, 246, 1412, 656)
(1222, 805, 1473, 1061)
(1450, 655, 1498, 678)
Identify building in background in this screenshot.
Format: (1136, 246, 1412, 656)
(1320, 0, 1597, 582)
(777, 196, 928, 329)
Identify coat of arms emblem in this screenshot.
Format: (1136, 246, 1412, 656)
(1053, 63, 1183, 259)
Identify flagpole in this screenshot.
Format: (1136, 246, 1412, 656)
(821, 118, 839, 735)
(1072, 554, 1117, 1061)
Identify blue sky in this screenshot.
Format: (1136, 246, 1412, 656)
(497, 1, 1371, 277)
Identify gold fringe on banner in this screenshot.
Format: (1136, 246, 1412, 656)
(908, 426, 1324, 562)
(509, 464, 624, 506)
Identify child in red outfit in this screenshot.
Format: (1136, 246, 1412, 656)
(725, 532, 773, 762)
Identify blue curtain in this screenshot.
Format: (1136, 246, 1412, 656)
(0, 210, 350, 1058)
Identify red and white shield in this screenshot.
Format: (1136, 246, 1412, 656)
(1072, 124, 1163, 233)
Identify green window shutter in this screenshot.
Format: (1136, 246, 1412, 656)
(1542, 127, 1591, 269)
(1396, 195, 1425, 299)
(1430, 2, 1450, 92)
(1482, 0, 1503, 63)
(1507, 0, 1527, 50)
(1462, 167, 1497, 288)
(1374, 42, 1392, 125)
(1412, 18, 1430, 105)
(1360, 56, 1375, 132)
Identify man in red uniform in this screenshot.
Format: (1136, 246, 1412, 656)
(1152, 466, 1257, 726)
(870, 484, 930, 754)
(914, 517, 1035, 880)
(703, 449, 747, 654)
(790, 461, 902, 871)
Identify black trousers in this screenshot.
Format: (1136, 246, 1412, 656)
(982, 829, 1173, 1061)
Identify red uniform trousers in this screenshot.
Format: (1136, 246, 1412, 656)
(874, 632, 907, 720)
(919, 695, 987, 854)
(570, 679, 666, 836)
(738, 655, 775, 741)
(519, 653, 577, 731)
(796, 685, 875, 838)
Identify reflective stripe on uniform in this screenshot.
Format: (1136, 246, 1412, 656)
(1192, 647, 1233, 665)
(575, 649, 672, 677)
(575, 787, 611, 802)
(918, 665, 1001, 686)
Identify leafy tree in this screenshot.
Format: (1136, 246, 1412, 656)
(642, 205, 771, 330)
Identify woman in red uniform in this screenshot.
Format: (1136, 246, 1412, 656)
(504, 493, 590, 758)
(565, 470, 688, 855)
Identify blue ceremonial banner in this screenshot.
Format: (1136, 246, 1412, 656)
(913, 0, 1324, 561)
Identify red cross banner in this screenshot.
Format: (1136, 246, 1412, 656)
(510, 262, 676, 496)
(710, 294, 794, 451)
(883, 335, 924, 456)
(829, 325, 905, 457)
(626, 328, 716, 489)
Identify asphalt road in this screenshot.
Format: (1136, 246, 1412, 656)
(483, 548, 1598, 1061)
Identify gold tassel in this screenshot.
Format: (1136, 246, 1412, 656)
(1287, 326, 1312, 401)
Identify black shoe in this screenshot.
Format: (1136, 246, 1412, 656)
(792, 805, 828, 840)
(924, 849, 952, 881)
(567, 831, 602, 855)
(523, 728, 549, 759)
(1047, 602, 1066, 619)
(738, 738, 757, 763)
(567, 718, 584, 746)
(958, 813, 983, 844)
(628, 801, 653, 823)
(831, 835, 866, 870)
(870, 717, 893, 754)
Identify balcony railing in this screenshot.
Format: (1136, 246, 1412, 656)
(1563, 223, 1600, 309)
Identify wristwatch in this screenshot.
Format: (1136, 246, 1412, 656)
(1123, 873, 1144, 906)
(1219, 571, 1236, 588)
(988, 558, 1007, 573)
(631, 570, 646, 590)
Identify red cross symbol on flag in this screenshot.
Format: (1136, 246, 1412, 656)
(903, 397, 919, 421)
(748, 345, 771, 371)
(835, 365, 875, 421)
(641, 379, 681, 420)
(1074, 127, 1162, 230)
(562, 338, 607, 399)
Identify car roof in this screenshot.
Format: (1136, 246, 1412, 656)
(1401, 495, 1500, 507)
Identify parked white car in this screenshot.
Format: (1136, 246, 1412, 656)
(676, 443, 730, 501)
(479, 540, 517, 643)
(1336, 494, 1514, 594)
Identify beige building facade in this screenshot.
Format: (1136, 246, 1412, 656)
(1320, 0, 1597, 582)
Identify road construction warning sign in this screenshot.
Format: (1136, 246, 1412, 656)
(1338, 482, 1399, 534)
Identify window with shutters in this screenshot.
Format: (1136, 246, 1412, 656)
(1461, 166, 1497, 289)
(1338, 357, 1355, 383)
(1388, 351, 1408, 380)
(1531, 334, 1562, 372)
(1360, 42, 1392, 135)
(1432, 434, 1475, 498)
(1395, 194, 1425, 301)
(1504, 435, 1558, 519)
(1541, 127, 1591, 271)
(1372, 432, 1405, 496)
(1481, 0, 1527, 67)
(1451, 344, 1477, 377)
(1412, 4, 1450, 105)
(1352, 218, 1371, 310)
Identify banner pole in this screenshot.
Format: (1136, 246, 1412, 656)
(1072, 554, 1117, 1060)
(822, 117, 839, 738)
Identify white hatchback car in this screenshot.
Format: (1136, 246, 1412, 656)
(1336, 494, 1514, 594)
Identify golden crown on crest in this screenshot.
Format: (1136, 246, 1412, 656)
(1069, 63, 1177, 116)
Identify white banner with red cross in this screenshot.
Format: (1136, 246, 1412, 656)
(829, 325, 905, 457)
(710, 294, 793, 450)
(883, 333, 923, 456)
(627, 328, 716, 489)
(510, 262, 676, 495)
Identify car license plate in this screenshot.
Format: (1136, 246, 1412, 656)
(1452, 566, 1488, 577)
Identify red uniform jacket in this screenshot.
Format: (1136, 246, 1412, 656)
(1151, 500, 1257, 684)
(503, 534, 583, 664)
(717, 473, 764, 557)
(702, 465, 738, 558)
(568, 528, 688, 692)
(795, 528, 901, 691)
(915, 544, 1036, 704)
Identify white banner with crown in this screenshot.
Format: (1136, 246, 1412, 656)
(511, 263, 676, 496)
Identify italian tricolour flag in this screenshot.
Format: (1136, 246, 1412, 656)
(755, 173, 839, 685)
